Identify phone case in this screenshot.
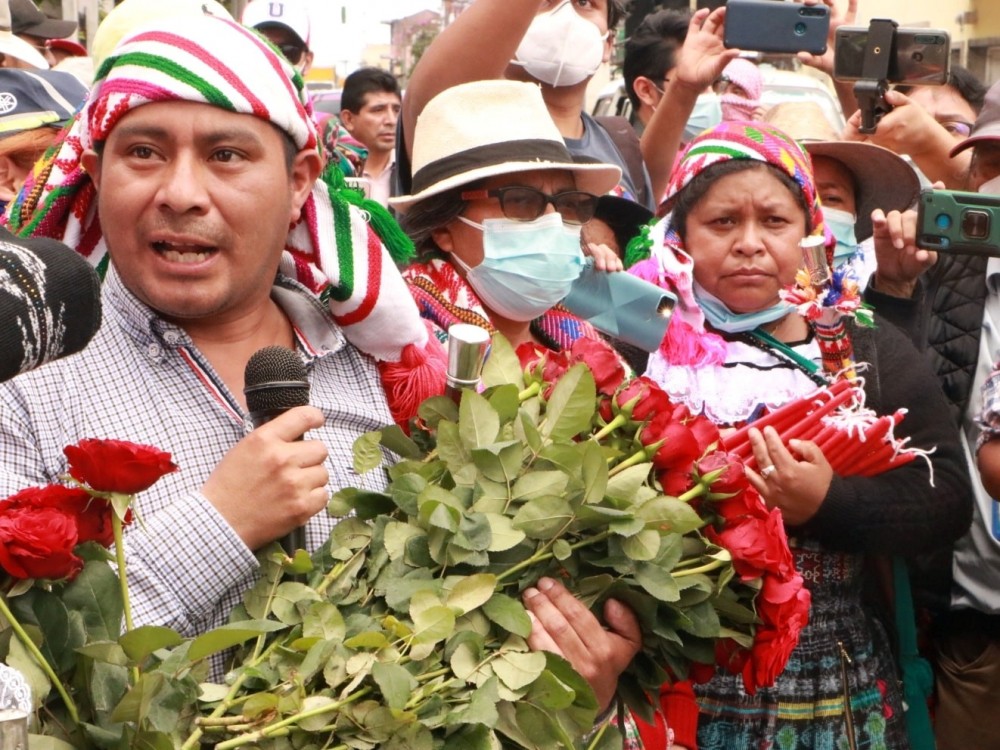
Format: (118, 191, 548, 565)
(561, 261, 676, 353)
(723, 0, 829, 56)
(833, 27, 950, 84)
(917, 189, 1000, 258)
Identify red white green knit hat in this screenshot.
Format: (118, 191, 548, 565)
(5, 12, 425, 363)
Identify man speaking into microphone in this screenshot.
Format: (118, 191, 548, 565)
(0, 10, 640, 701)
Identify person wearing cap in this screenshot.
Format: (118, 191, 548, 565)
(0, 12, 446, 661)
(763, 101, 921, 286)
(862, 79, 1000, 750)
(8, 0, 75, 68)
(0, 68, 86, 210)
(241, 0, 313, 74)
(0, 0, 47, 69)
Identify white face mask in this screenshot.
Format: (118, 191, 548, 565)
(979, 175, 1000, 195)
(512, 0, 607, 88)
(822, 207, 859, 267)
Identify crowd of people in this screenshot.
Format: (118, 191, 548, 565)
(1, 0, 999, 748)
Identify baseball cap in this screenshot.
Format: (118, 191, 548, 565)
(9, 0, 76, 40)
(0, 0, 47, 69)
(0, 68, 87, 137)
(242, 0, 310, 49)
(950, 80, 1000, 157)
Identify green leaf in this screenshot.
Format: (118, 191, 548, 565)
(272, 581, 321, 625)
(512, 496, 575, 539)
(481, 333, 524, 388)
(541, 364, 596, 441)
(187, 620, 286, 661)
(605, 463, 653, 505)
(460, 390, 500, 449)
(197, 683, 230, 703)
(297, 695, 339, 732)
(437, 420, 471, 475)
(525, 668, 576, 710)
(552, 539, 572, 561)
(61, 558, 123, 641)
(472, 440, 523, 483)
(449, 676, 501, 727)
(581, 439, 609, 505)
(118, 625, 183, 663)
(110, 670, 166, 723)
(372, 661, 417, 710)
(419, 394, 459, 428)
(488, 384, 521, 423)
(411, 605, 456, 646)
(454, 512, 493, 552)
(28, 736, 77, 750)
(622, 529, 662, 561)
(517, 410, 544, 454)
(391, 473, 427, 515)
(636, 496, 705, 535)
(384, 520, 423, 561)
(442, 723, 496, 750)
(7, 633, 50, 709)
(484, 513, 527, 551)
(379, 424, 424, 459)
(511, 470, 569, 502)
(77, 640, 129, 666)
(493, 650, 547, 691)
(353, 430, 385, 474)
(482, 593, 532, 638)
(634, 562, 681, 602)
(446, 573, 498, 615)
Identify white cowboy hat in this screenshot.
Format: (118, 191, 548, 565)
(391, 79, 622, 212)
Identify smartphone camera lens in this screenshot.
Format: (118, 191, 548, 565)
(794, 21, 807, 35)
(962, 210, 991, 240)
(935, 213, 953, 230)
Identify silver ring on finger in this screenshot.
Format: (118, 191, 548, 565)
(760, 464, 776, 479)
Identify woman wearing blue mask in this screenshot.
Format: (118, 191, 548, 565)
(630, 121, 970, 749)
(392, 79, 627, 353)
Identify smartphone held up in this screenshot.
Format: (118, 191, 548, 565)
(723, 0, 830, 56)
(917, 189, 1000, 258)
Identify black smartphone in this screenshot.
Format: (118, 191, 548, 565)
(723, 0, 829, 56)
(834, 26, 950, 84)
(917, 189, 1000, 257)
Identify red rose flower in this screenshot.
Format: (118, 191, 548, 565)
(744, 574, 810, 693)
(0, 505, 82, 580)
(696, 451, 749, 495)
(615, 377, 672, 423)
(3, 484, 121, 547)
(657, 467, 697, 496)
(569, 338, 626, 395)
(641, 415, 701, 473)
(708, 508, 796, 581)
(64, 439, 177, 494)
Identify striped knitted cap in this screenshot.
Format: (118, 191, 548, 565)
(5, 13, 426, 363)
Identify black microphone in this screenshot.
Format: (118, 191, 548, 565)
(0, 228, 102, 383)
(243, 345, 311, 559)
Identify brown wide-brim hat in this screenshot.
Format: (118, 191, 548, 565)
(950, 79, 1000, 158)
(390, 80, 622, 212)
(764, 102, 920, 240)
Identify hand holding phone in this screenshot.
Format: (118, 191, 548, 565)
(834, 26, 950, 85)
(723, 0, 829, 56)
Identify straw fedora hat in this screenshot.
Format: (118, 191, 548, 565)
(391, 80, 622, 212)
(764, 101, 920, 240)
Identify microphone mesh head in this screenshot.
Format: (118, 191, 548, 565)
(244, 346, 310, 413)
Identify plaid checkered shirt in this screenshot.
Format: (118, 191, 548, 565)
(0, 268, 393, 639)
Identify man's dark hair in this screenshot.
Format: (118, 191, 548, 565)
(608, 0, 628, 31)
(341, 67, 401, 114)
(623, 8, 690, 111)
(896, 64, 988, 114)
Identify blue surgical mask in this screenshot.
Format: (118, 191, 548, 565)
(693, 281, 792, 333)
(453, 212, 585, 322)
(683, 95, 723, 142)
(823, 207, 859, 268)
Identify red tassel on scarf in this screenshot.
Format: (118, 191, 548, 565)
(378, 325, 448, 430)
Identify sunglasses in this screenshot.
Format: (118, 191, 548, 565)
(277, 43, 306, 66)
(460, 186, 600, 225)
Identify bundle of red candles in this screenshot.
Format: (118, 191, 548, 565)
(721, 379, 917, 478)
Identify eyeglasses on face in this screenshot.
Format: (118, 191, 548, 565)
(277, 43, 306, 65)
(940, 119, 973, 138)
(459, 186, 600, 225)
